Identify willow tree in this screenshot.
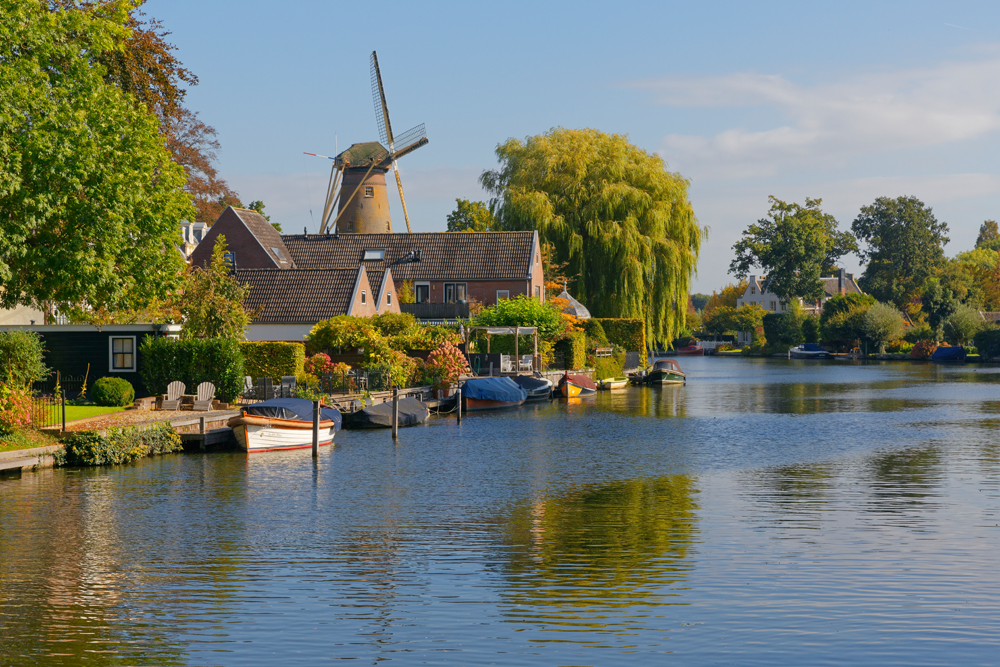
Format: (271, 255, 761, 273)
(480, 128, 704, 343)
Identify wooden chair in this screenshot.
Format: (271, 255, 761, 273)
(193, 382, 216, 411)
(161, 381, 185, 410)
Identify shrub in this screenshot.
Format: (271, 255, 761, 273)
(593, 350, 625, 380)
(304, 353, 334, 376)
(61, 423, 182, 467)
(904, 323, 935, 344)
(801, 315, 821, 343)
(910, 340, 938, 360)
(424, 341, 471, 386)
(591, 318, 646, 353)
(307, 316, 380, 354)
(554, 331, 586, 369)
(0, 385, 32, 435)
(0, 330, 49, 387)
(582, 319, 610, 349)
(884, 340, 913, 354)
(370, 312, 420, 336)
(141, 337, 245, 403)
(973, 327, 1000, 359)
(475, 295, 569, 339)
(863, 302, 906, 353)
(945, 305, 984, 345)
(240, 341, 305, 382)
(763, 312, 803, 351)
(821, 306, 868, 350)
(91, 377, 135, 407)
(364, 348, 419, 389)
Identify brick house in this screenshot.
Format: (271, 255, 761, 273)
(238, 266, 399, 341)
(190, 207, 294, 270)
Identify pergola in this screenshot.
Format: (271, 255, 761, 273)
(464, 326, 539, 371)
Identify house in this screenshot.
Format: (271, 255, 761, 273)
(189, 207, 293, 270)
(735, 269, 864, 345)
(238, 266, 399, 341)
(180, 221, 208, 260)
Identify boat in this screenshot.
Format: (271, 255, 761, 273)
(597, 376, 629, 390)
(789, 343, 832, 359)
(558, 373, 597, 397)
(675, 345, 705, 356)
(228, 398, 342, 453)
(645, 358, 686, 385)
(930, 346, 966, 362)
(461, 377, 527, 411)
(342, 397, 429, 429)
(511, 375, 553, 401)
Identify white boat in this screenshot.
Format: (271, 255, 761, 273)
(228, 398, 342, 453)
(789, 343, 832, 359)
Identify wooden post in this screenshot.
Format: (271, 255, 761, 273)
(391, 387, 399, 440)
(514, 326, 519, 374)
(61, 388, 66, 433)
(456, 387, 462, 424)
(487, 334, 491, 353)
(534, 329, 539, 372)
(312, 399, 320, 457)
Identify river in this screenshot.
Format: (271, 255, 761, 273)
(2, 357, 999, 665)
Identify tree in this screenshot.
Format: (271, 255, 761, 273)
(690, 293, 711, 311)
(976, 220, 1000, 250)
(0, 0, 192, 315)
(703, 281, 748, 315)
(246, 200, 281, 232)
(820, 293, 875, 349)
(474, 295, 568, 340)
(852, 196, 949, 309)
(177, 236, 252, 340)
(945, 305, 983, 345)
(730, 197, 857, 300)
(446, 199, 495, 232)
(921, 279, 956, 339)
(480, 128, 704, 342)
(863, 302, 905, 353)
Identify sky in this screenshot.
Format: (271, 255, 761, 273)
(146, 0, 1000, 293)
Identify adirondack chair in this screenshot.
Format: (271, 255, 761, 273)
(500, 354, 513, 373)
(161, 381, 185, 410)
(518, 354, 533, 372)
(192, 382, 216, 411)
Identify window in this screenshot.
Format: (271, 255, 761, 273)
(387, 292, 392, 305)
(110, 336, 136, 372)
(751, 286, 756, 294)
(415, 282, 430, 303)
(271, 247, 285, 261)
(364, 186, 374, 198)
(535, 286, 541, 299)
(361, 290, 367, 305)
(444, 283, 467, 303)
(497, 290, 510, 301)
(363, 249, 385, 261)
(193, 228, 203, 242)
(780, 302, 787, 311)
(770, 301, 777, 311)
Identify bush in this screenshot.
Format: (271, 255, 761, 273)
(945, 305, 984, 345)
(304, 353, 334, 376)
(0, 385, 32, 435)
(141, 337, 245, 403)
(593, 350, 625, 380)
(591, 318, 646, 353)
(61, 423, 182, 467)
(904, 323, 935, 344)
(91, 377, 135, 407)
(425, 341, 471, 386)
(582, 319, 610, 349)
(973, 327, 1000, 359)
(554, 331, 586, 369)
(910, 340, 938, 360)
(884, 340, 913, 354)
(863, 302, 905, 353)
(763, 312, 803, 351)
(370, 312, 420, 336)
(821, 306, 868, 350)
(240, 341, 305, 382)
(0, 330, 49, 387)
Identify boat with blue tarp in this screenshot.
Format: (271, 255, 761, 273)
(461, 377, 527, 411)
(930, 346, 966, 362)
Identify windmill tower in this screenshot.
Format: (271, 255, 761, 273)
(306, 51, 428, 234)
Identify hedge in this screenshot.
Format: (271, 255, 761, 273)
(91, 377, 135, 407)
(974, 327, 1000, 359)
(140, 337, 245, 403)
(239, 341, 305, 382)
(60, 423, 183, 467)
(554, 331, 586, 370)
(590, 318, 646, 353)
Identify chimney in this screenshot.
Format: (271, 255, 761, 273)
(838, 268, 845, 295)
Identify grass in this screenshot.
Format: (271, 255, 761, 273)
(0, 428, 60, 454)
(63, 405, 128, 422)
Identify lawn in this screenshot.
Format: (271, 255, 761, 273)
(0, 428, 59, 454)
(63, 405, 128, 422)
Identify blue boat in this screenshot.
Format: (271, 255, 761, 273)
(789, 343, 832, 359)
(930, 346, 966, 362)
(461, 377, 527, 411)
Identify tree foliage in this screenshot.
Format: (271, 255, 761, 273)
(945, 304, 983, 346)
(480, 128, 704, 342)
(703, 281, 747, 315)
(863, 302, 905, 353)
(473, 294, 568, 340)
(178, 236, 252, 340)
(921, 279, 956, 339)
(976, 220, 1000, 250)
(730, 197, 857, 300)
(446, 198, 495, 232)
(0, 0, 192, 314)
(852, 196, 949, 309)
(0, 331, 49, 388)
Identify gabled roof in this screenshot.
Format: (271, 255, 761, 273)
(238, 268, 363, 323)
(821, 275, 863, 297)
(280, 231, 537, 281)
(231, 207, 295, 269)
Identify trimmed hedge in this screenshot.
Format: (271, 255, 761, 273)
(91, 377, 135, 407)
(973, 327, 1000, 359)
(140, 337, 245, 403)
(554, 331, 586, 370)
(591, 318, 646, 353)
(60, 423, 183, 467)
(239, 341, 305, 382)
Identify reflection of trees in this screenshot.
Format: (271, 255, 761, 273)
(495, 475, 698, 618)
(743, 463, 833, 530)
(591, 386, 689, 419)
(865, 447, 943, 514)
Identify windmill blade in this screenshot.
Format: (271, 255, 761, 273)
(390, 123, 428, 158)
(370, 51, 394, 148)
(391, 158, 413, 234)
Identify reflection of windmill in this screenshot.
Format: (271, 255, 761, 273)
(306, 51, 428, 234)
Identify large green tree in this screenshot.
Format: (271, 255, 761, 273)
(729, 197, 857, 301)
(852, 196, 949, 309)
(480, 128, 704, 342)
(446, 198, 495, 232)
(0, 0, 192, 315)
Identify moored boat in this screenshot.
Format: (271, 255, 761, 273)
(342, 397, 429, 429)
(558, 373, 597, 397)
(645, 358, 686, 384)
(789, 343, 832, 359)
(228, 398, 342, 453)
(511, 375, 553, 401)
(676, 345, 706, 356)
(597, 376, 629, 390)
(462, 377, 527, 411)
(930, 346, 966, 362)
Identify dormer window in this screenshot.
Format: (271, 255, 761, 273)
(364, 186, 374, 198)
(271, 247, 286, 261)
(363, 249, 385, 261)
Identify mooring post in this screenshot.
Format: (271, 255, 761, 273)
(456, 387, 462, 424)
(312, 399, 320, 457)
(61, 388, 66, 433)
(392, 387, 399, 440)
(199, 415, 206, 451)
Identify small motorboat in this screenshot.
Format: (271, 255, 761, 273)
(558, 372, 597, 397)
(789, 343, 832, 359)
(511, 374, 553, 401)
(597, 376, 629, 390)
(676, 345, 705, 356)
(342, 397, 429, 429)
(930, 346, 966, 362)
(645, 358, 686, 385)
(462, 377, 527, 411)
(228, 398, 342, 453)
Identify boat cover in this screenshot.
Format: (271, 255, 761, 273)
(342, 398, 429, 429)
(799, 343, 827, 352)
(931, 346, 966, 361)
(244, 398, 342, 430)
(561, 373, 598, 390)
(512, 375, 552, 393)
(462, 377, 527, 403)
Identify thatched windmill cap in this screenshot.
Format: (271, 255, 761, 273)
(557, 282, 591, 319)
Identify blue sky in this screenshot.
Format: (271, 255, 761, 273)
(147, 0, 1000, 292)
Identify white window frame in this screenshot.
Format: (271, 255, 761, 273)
(361, 290, 367, 305)
(386, 292, 392, 305)
(497, 290, 510, 301)
(109, 336, 137, 373)
(363, 249, 385, 260)
(415, 282, 431, 304)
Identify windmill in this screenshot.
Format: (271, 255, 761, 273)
(306, 51, 428, 234)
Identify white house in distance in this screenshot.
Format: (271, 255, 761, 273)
(735, 269, 864, 345)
